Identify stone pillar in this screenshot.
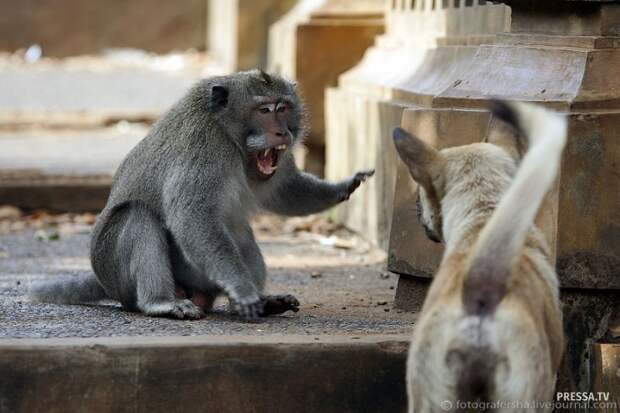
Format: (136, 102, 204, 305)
(207, 0, 295, 73)
(268, 0, 385, 175)
(325, 0, 509, 249)
(389, 0, 620, 396)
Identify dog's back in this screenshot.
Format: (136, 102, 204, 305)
(394, 102, 567, 412)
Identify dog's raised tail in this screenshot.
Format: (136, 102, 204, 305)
(463, 100, 567, 315)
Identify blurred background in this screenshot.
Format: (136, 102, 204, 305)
(0, 0, 619, 400)
(0, 0, 385, 210)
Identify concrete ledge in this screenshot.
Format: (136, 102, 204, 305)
(0, 335, 409, 413)
(0, 127, 145, 211)
(0, 183, 110, 212)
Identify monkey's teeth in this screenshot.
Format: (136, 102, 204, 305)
(276, 144, 287, 150)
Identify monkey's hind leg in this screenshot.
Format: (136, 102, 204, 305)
(97, 202, 204, 320)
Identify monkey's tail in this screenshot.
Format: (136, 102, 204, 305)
(29, 273, 108, 305)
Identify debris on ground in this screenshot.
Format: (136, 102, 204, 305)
(34, 229, 60, 242)
(251, 213, 381, 261)
(0, 207, 377, 255)
(0, 205, 97, 236)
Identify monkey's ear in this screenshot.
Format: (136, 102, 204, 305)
(393, 127, 444, 191)
(210, 85, 229, 110)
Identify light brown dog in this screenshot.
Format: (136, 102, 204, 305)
(393, 101, 567, 412)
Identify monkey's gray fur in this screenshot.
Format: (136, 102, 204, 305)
(30, 70, 373, 320)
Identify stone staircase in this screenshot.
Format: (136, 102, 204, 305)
(0, 53, 205, 211)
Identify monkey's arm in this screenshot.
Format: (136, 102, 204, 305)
(168, 209, 265, 319)
(262, 155, 374, 216)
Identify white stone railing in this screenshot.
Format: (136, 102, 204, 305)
(383, 0, 509, 47)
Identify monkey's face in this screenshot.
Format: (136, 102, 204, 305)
(205, 70, 304, 181)
(245, 97, 297, 179)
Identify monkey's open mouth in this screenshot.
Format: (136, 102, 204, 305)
(255, 145, 287, 178)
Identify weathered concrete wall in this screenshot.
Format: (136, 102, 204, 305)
(296, 19, 384, 148)
(0, 0, 207, 56)
(268, 0, 385, 175)
(387, 0, 620, 397)
(268, 0, 386, 79)
(325, 88, 406, 248)
(389, 16, 620, 294)
(208, 0, 296, 72)
(325, 1, 510, 249)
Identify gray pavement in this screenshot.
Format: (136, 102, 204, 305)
(0, 220, 415, 339)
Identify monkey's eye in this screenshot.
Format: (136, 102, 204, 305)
(259, 106, 271, 114)
(276, 103, 287, 113)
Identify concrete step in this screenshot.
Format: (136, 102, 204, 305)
(0, 126, 145, 211)
(0, 335, 409, 413)
(0, 216, 409, 412)
(0, 59, 202, 128)
(1, 212, 618, 412)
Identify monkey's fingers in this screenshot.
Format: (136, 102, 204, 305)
(260, 294, 300, 316)
(355, 169, 375, 180)
(341, 169, 376, 201)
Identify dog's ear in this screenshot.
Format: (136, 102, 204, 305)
(393, 127, 444, 191)
(485, 100, 528, 160)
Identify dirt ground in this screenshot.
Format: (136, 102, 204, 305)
(0, 207, 417, 339)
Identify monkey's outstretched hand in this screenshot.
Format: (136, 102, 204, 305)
(338, 169, 375, 202)
(260, 294, 300, 316)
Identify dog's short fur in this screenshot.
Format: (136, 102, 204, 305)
(393, 101, 567, 412)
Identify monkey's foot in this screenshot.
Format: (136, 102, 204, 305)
(174, 286, 217, 312)
(141, 299, 205, 320)
(231, 295, 265, 321)
(260, 294, 300, 316)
